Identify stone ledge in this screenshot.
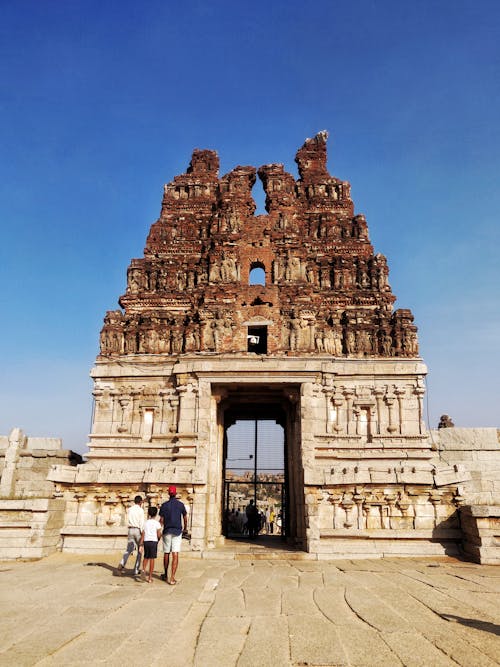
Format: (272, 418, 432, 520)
(0, 498, 63, 511)
(320, 529, 462, 540)
(61, 526, 127, 536)
(461, 504, 500, 517)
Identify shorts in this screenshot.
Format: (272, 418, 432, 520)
(143, 541, 158, 559)
(162, 533, 182, 553)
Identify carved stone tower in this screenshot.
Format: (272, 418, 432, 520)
(52, 133, 467, 557)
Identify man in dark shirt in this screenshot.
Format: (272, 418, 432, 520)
(159, 485, 187, 585)
(245, 499, 258, 539)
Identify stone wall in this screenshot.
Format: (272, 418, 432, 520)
(0, 429, 80, 559)
(0, 498, 66, 560)
(460, 505, 500, 565)
(0, 428, 80, 499)
(430, 427, 500, 504)
(430, 427, 500, 564)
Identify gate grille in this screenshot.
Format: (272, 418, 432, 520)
(223, 419, 286, 538)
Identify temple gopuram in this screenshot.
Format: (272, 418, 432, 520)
(34, 132, 497, 560)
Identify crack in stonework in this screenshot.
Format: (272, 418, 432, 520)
(191, 591, 217, 665)
(33, 632, 86, 664)
(342, 587, 380, 633)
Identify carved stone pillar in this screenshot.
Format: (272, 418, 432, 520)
(414, 385, 426, 435)
(95, 492, 107, 527)
(385, 394, 398, 433)
(118, 492, 130, 525)
(117, 395, 131, 433)
(341, 496, 354, 528)
(342, 388, 354, 435)
(130, 388, 144, 435)
(322, 375, 334, 433)
(159, 389, 173, 435)
(106, 495, 120, 525)
(92, 388, 104, 425)
(397, 495, 412, 528)
(381, 504, 390, 530)
(329, 493, 342, 529)
(169, 396, 180, 433)
(332, 395, 343, 432)
(394, 387, 406, 434)
(353, 406, 361, 435)
(110, 390, 120, 431)
(429, 492, 442, 527)
(374, 388, 384, 435)
(353, 492, 364, 529)
(385, 493, 397, 529)
(177, 378, 199, 434)
(74, 491, 87, 525)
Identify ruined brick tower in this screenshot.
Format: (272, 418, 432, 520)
(51, 134, 467, 557)
(101, 131, 418, 361)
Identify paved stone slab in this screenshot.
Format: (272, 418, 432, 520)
(288, 613, 347, 665)
(241, 585, 282, 616)
(237, 616, 290, 667)
(344, 585, 413, 633)
(282, 587, 318, 616)
(0, 552, 499, 667)
(338, 625, 403, 666)
(194, 616, 251, 666)
(208, 587, 246, 616)
(381, 630, 457, 667)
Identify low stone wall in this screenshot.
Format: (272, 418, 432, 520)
(431, 427, 500, 504)
(0, 428, 81, 499)
(460, 505, 500, 565)
(429, 428, 500, 564)
(0, 429, 82, 560)
(59, 525, 195, 555)
(60, 526, 129, 554)
(0, 498, 66, 559)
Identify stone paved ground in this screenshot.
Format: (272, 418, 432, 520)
(0, 552, 499, 666)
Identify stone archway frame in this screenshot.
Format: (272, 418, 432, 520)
(206, 378, 305, 550)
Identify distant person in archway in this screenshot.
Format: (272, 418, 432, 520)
(245, 499, 258, 539)
(269, 507, 275, 534)
(265, 507, 271, 534)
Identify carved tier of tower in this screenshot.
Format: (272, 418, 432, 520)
(99, 132, 418, 359)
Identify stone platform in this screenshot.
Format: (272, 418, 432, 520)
(1, 552, 499, 666)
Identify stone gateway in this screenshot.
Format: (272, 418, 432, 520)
(3, 133, 498, 561)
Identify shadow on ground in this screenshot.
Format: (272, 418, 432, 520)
(441, 614, 500, 636)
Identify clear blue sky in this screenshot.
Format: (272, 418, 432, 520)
(1, 0, 499, 453)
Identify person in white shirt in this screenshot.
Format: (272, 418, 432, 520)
(140, 506, 162, 583)
(117, 495, 145, 576)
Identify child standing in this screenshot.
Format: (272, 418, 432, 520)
(140, 506, 162, 583)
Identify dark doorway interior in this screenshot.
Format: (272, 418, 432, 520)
(247, 326, 267, 354)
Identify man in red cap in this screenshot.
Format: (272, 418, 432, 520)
(159, 485, 187, 584)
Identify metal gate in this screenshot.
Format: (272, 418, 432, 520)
(222, 419, 287, 539)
